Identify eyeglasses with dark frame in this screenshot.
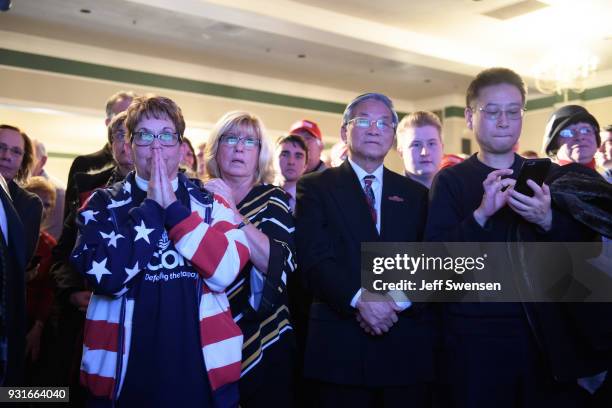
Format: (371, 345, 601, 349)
(132, 131, 181, 147)
(559, 126, 595, 139)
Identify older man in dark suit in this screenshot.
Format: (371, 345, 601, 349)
(295, 93, 437, 407)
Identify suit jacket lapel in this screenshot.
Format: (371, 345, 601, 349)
(380, 167, 403, 240)
(330, 161, 379, 242)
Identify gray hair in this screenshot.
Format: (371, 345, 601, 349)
(105, 90, 137, 120)
(32, 139, 47, 159)
(342, 93, 399, 127)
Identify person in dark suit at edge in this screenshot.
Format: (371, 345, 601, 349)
(0, 124, 43, 386)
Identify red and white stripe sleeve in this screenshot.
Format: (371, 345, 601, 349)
(169, 194, 250, 292)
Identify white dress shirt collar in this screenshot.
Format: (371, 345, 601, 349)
(347, 158, 383, 183)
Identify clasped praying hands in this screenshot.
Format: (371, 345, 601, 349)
(147, 146, 177, 208)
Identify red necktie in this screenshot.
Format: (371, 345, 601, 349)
(363, 175, 376, 224)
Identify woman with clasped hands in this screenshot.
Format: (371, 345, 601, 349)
(72, 96, 249, 407)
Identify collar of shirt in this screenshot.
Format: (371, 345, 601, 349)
(347, 157, 383, 233)
(135, 173, 179, 193)
(283, 184, 296, 200)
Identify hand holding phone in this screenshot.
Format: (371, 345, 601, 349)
(509, 158, 553, 231)
(513, 158, 551, 197)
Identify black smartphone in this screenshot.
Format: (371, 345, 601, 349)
(514, 158, 551, 197)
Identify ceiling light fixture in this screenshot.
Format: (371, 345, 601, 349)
(533, 52, 599, 102)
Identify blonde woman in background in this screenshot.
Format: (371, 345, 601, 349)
(204, 111, 296, 407)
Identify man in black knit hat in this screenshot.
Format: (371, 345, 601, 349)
(543, 104, 601, 169)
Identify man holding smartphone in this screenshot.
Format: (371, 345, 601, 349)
(425, 68, 607, 407)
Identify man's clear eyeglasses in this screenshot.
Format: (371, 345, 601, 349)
(0, 143, 24, 157)
(559, 127, 595, 138)
(472, 106, 525, 121)
(133, 131, 180, 146)
(348, 117, 395, 131)
(220, 135, 260, 149)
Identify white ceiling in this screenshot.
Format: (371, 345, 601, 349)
(2, 0, 612, 103)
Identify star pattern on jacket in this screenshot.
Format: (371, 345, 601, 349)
(82, 210, 99, 225)
(108, 197, 132, 209)
(134, 220, 154, 244)
(87, 258, 111, 283)
(72, 243, 88, 258)
(123, 261, 140, 283)
(99, 230, 125, 248)
(72, 173, 252, 403)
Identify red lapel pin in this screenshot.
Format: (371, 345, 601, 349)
(388, 195, 404, 202)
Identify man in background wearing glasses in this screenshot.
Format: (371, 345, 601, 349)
(0, 124, 43, 386)
(296, 93, 435, 407)
(71, 96, 249, 407)
(425, 68, 611, 407)
(542, 105, 612, 408)
(0, 125, 42, 264)
(542, 104, 601, 169)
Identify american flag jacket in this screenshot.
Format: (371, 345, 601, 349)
(70, 172, 250, 404)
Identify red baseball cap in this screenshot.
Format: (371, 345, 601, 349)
(289, 119, 322, 141)
(440, 154, 464, 170)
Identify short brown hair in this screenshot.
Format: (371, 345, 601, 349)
(125, 96, 186, 140)
(466, 67, 527, 108)
(107, 111, 128, 145)
(276, 134, 308, 163)
(0, 124, 34, 183)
